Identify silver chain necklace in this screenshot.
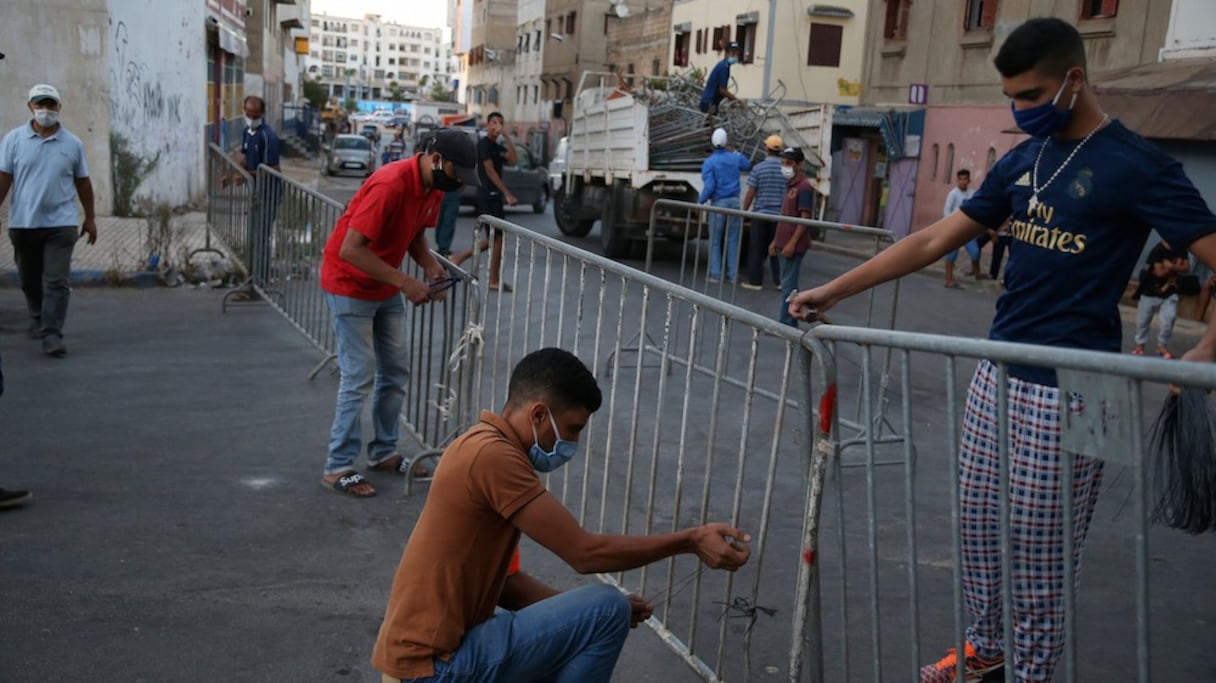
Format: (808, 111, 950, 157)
(1028, 113, 1109, 213)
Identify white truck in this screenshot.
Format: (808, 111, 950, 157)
(553, 74, 833, 259)
(553, 77, 704, 259)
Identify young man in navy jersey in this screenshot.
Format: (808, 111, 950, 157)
(790, 18, 1216, 683)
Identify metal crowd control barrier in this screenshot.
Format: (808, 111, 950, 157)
(199, 143, 252, 265)
(805, 326, 1216, 683)
(468, 215, 830, 682)
(645, 199, 905, 465)
(205, 160, 480, 495)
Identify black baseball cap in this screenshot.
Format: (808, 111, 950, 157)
(726, 42, 742, 53)
(780, 147, 805, 163)
(426, 128, 480, 187)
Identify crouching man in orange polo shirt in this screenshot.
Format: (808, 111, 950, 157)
(319, 129, 480, 498)
(373, 348, 752, 682)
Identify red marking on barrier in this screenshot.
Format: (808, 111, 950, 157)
(802, 548, 816, 566)
(818, 383, 837, 434)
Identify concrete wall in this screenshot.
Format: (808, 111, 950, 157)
(861, 0, 1173, 107)
(1163, 0, 1216, 59)
(911, 105, 1025, 233)
(106, 0, 207, 210)
(543, 0, 612, 103)
(510, 0, 546, 127)
(0, 0, 113, 216)
(606, 0, 673, 81)
(670, 0, 868, 106)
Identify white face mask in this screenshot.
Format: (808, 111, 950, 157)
(780, 165, 796, 179)
(33, 109, 59, 128)
(245, 116, 262, 129)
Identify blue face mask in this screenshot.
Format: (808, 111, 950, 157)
(1011, 74, 1077, 139)
(727, 56, 739, 65)
(529, 406, 579, 473)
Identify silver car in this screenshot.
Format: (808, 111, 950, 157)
(322, 134, 375, 177)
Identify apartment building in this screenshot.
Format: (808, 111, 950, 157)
(605, 0, 673, 85)
(861, 0, 1173, 234)
(541, 0, 612, 138)
(670, 0, 869, 106)
(305, 12, 452, 100)
(466, 0, 519, 119)
(511, 0, 547, 131)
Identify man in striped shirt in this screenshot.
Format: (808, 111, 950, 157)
(742, 135, 786, 291)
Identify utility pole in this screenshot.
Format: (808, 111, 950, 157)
(761, 0, 777, 100)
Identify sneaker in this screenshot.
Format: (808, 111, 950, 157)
(706, 276, 721, 285)
(0, 488, 32, 509)
(740, 282, 763, 291)
(42, 335, 66, 358)
(1157, 347, 1174, 359)
(919, 643, 1004, 683)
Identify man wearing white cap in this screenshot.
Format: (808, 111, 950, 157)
(0, 84, 96, 357)
(698, 127, 751, 284)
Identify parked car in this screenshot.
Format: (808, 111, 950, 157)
(359, 123, 382, 144)
(322, 134, 376, 177)
(457, 129, 550, 214)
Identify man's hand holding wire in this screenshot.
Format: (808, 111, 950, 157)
(692, 523, 751, 571)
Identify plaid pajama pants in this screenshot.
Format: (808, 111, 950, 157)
(959, 360, 1105, 682)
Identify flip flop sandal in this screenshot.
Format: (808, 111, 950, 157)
(488, 283, 513, 293)
(321, 472, 376, 498)
(369, 454, 431, 478)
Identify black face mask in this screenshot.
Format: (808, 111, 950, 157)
(431, 157, 463, 192)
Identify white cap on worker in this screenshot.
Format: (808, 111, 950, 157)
(711, 128, 728, 148)
(28, 84, 61, 104)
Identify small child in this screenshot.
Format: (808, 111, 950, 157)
(1132, 240, 1190, 358)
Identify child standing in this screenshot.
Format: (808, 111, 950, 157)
(770, 147, 816, 326)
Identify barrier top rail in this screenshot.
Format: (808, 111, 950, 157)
(477, 214, 812, 345)
(254, 163, 347, 212)
(648, 198, 899, 242)
(813, 324, 1216, 388)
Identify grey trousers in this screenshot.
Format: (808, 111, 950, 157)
(1134, 294, 1178, 348)
(9, 227, 78, 339)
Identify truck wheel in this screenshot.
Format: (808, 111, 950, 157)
(600, 183, 629, 259)
(554, 187, 593, 237)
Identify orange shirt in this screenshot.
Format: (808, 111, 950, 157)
(320, 155, 441, 301)
(372, 411, 545, 680)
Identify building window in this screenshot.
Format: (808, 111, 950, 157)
(965, 0, 998, 31)
(489, 86, 498, 105)
(807, 23, 843, 67)
(674, 30, 690, 66)
(535, 29, 542, 48)
(532, 85, 538, 103)
(986, 147, 997, 172)
(711, 25, 730, 53)
(930, 144, 939, 181)
(566, 12, 577, 35)
(695, 29, 704, 54)
(945, 144, 955, 183)
(652, 58, 661, 75)
(1080, 0, 1118, 19)
(884, 0, 911, 41)
(735, 22, 757, 64)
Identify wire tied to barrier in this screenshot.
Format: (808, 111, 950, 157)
(645, 565, 777, 637)
(448, 322, 485, 371)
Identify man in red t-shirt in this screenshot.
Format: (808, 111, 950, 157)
(319, 128, 479, 497)
(769, 147, 815, 327)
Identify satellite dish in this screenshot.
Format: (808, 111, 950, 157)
(614, 4, 630, 17)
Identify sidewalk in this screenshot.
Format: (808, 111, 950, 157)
(0, 211, 213, 286)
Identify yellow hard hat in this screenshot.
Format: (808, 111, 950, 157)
(765, 134, 784, 151)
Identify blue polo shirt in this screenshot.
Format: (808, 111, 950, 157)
(0, 121, 89, 228)
(700, 59, 731, 109)
(960, 120, 1216, 385)
(699, 148, 752, 204)
(241, 122, 280, 173)
(746, 156, 786, 215)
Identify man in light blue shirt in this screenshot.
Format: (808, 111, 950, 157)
(742, 135, 786, 290)
(942, 168, 980, 288)
(0, 84, 95, 357)
(698, 127, 752, 284)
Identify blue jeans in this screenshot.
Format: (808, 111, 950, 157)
(324, 292, 410, 474)
(435, 190, 462, 255)
(778, 252, 805, 326)
(395, 584, 631, 683)
(944, 237, 981, 264)
(708, 196, 742, 281)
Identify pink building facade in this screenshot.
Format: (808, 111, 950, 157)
(911, 105, 1026, 233)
